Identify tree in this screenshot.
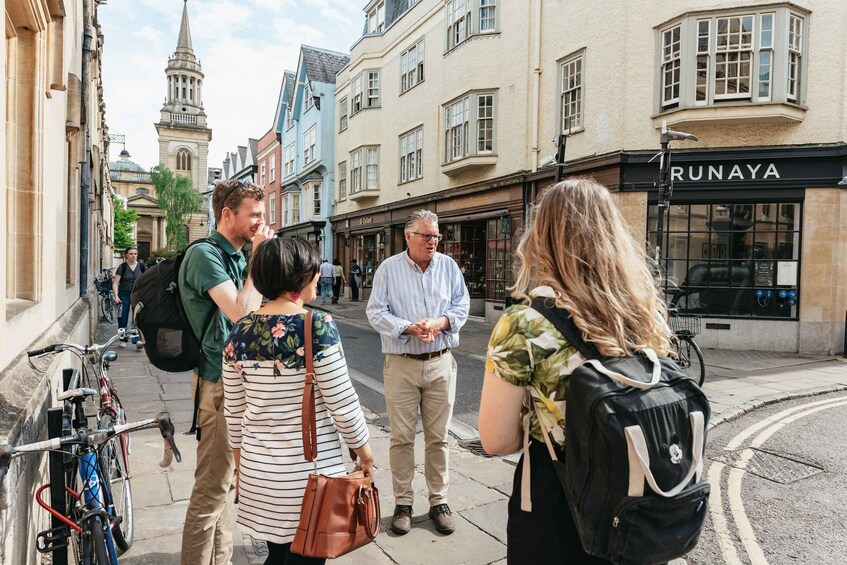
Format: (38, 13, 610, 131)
(151, 164, 203, 252)
(113, 195, 137, 251)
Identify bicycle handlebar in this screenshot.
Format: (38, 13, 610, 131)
(26, 345, 57, 358)
(0, 412, 182, 502)
(26, 328, 136, 361)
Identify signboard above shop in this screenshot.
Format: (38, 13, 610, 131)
(620, 144, 846, 192)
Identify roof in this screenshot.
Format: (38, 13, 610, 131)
(284, 70, 295, 103)
(176, 0, 194, 55)
(301, 45, 349, 84)
(109, 159, 147, 173)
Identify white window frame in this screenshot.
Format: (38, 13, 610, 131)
(367, 71, 380, 108)
(269, 154, 276, 182)
(304, 125, 316, 166)
(399, 127, 424, 183)
(268, 192, 276, 224)
(559, 52, 584, 134)
(349, 146, 379, 194)
(480, 0, 496, 33)
(338, 161, 347, 201)
(443, 91, 497, 164)
(283, 193, 290, 224)
(303, 81, 314, 111)
(658, 8, 808, 112)
(447, 0, 472, 51)
(338, 97, 348, 131)
(260, 162, 266, 186)
(368, 1, 385, 34)
(286, 106, 294, 130)
(351, 74, 364, 114)
(312, 182, 322, 217)
(400, 38, 425, 93)
(292, 192, 301, 223)
(283, 143, 295, 177)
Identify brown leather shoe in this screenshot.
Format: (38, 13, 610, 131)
(391, 504, 412, 535)
(428, 504, 455, 535)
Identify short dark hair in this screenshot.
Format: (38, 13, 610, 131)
(251, 238, 320, 300)
(125, 246, 137, 255)
(212, 179, 265, 223)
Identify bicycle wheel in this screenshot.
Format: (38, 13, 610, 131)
(98, 415, 134, 553)
(81, 515, 113, 564)
(101, 295, 116, 324)
(676, 335, 706, 387)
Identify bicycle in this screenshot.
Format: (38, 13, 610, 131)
(27, 328, 139, 549)
(0, 404, 181, 564)
(667, 306, 706, 387)
(96, 269, 118, 324)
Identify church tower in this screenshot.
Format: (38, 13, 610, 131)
(155, 0, 212, 201)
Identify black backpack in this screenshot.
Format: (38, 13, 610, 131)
(530, 298, 711, 565)
(131, 238, 223, 374)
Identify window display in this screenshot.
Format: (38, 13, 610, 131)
(648, 202, 801, 318)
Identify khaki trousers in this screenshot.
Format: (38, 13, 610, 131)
(383, 351, 457, 506)
(181, 375, 236, 565)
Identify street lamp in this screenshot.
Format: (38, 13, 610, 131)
(498, 211, 511, 236)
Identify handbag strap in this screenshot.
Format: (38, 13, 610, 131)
(300, 310, 360, 465)
(302, 311, 318, 463)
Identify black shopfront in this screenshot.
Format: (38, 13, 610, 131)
(619, 145, 845, 321)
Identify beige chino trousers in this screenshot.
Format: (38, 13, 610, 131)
(384, 351, 457, 506)
(181, 375, 236, 565)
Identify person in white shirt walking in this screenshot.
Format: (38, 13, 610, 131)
(366, 209, 470, 536)
(318, 259, 335, 304)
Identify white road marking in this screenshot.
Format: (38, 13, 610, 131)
(716, 396, 847, 564)
(706, 461, 744, 565)
(724, 395, 847, 451)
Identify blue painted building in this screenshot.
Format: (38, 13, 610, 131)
(273, 45, 349, 261)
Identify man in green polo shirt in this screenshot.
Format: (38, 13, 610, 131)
(179, 179, 273, 565)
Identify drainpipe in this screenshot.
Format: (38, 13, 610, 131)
(529, 0, 542, 172)
(79, 0, 93, 297)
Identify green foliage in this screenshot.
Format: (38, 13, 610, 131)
(151, 164, 203, 252)
(113, 195, 137, 251)
(147, 247, 179, 264)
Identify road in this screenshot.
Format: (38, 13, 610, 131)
(335, 318, 487, 434)
(687, 391, 847, 564)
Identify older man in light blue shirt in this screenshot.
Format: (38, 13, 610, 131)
(367, 209, 469, 536)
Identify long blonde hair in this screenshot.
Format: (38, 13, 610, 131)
(511, 178, 671, 357)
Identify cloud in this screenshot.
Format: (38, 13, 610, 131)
(99, 0, 362, 172)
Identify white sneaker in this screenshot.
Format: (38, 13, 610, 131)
(135, 341, 144, 350)
(119, 341, 127, 348)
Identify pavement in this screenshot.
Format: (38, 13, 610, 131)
(90, 302, 847, 565)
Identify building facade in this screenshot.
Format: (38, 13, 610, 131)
(335, 0, 846, 353)
(334, 0, 527, 316)
(1, 0, 114, 561)
(154, 0, 212, 243)
(275, 46, 349, 260)
(109, 149, 166, 260)
(257, 129, 282, 228)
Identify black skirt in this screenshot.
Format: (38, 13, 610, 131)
(507, 440, 610, 565)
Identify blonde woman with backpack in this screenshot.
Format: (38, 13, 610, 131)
(479, 178, 673, 564)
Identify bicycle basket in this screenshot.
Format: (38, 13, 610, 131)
(669, 314, 701, 335)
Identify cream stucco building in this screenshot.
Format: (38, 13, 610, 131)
(109, 149, 167, 259)
(334, 0, 846, 354)
(1, 0, 114, 561)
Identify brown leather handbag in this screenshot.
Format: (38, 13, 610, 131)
(291, 311, 380, 559)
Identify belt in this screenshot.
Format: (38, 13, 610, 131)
(401, 348, 449, 361)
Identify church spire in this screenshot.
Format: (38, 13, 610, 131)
(176, 0, 193, 55)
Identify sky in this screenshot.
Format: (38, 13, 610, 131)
(99, 0, 363, 172)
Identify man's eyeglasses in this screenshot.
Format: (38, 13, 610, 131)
(412, 232, 443, 242)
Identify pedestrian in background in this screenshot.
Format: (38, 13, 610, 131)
(349, 259, 362, 302)
(366, 209, 470, 536)
(179, 179, 273, 565)
(112, 246, 146, 348)
(478, 178, 671, 564)
(319, 258, 335, 305)
(331, 257, 346, 304)
(223, 237, 373, 565)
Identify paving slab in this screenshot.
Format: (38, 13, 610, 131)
(460, 499, 509, 545)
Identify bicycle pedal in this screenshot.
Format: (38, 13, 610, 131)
(36, 526, 71, 553)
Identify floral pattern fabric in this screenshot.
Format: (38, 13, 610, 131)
(224, 311, 342, 378)
(485, 286, 584, 446)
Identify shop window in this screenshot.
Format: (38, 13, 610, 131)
(486, 219, 511, 301)
(441, 223, 485, 298)
(648, 201, 801, 318)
